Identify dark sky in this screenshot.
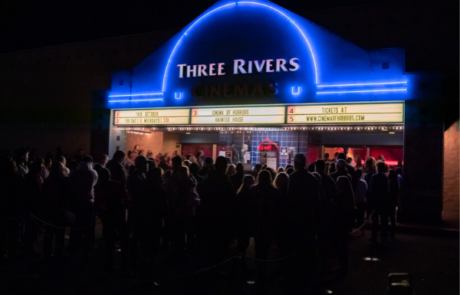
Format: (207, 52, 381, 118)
(0, 0, 388, 53)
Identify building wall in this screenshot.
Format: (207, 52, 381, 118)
(126, 132, 163, 158)
(443, 121, 459, 227)
(0, 30, 178, 157)
(163, 132, 181, 156)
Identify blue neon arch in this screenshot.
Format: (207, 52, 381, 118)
(161, 0, 319, 93)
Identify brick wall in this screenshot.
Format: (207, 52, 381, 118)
(443, 121, 459, 227)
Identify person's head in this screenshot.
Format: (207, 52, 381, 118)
(128, 165, 137, 177)
(346, 157, 353, 165)
(145, 150, 153, 159)
(98, 168, 111, 182)
(215, 156, 228, 174)
(354, 156, 362, 168)
(48, 161, 65, 180)
(177, 166, 190, 181)
(15, 148, 29, 164)
(285, 167, 294, 175)
(324, 153, 330, 160)
(2, 157, 18, 176)
(378, 155, 385, 161)
(316, 159, 326, 173)
(57, 156, 66, 167)
(274, 172, 289, 189)
(257, 170, 273, 186)
(196, 150, 203, 159)
(189, 162, 200, 175)
(336, 175, 353, 196)
(98, 154, 109, 166)
(277, 167, 285, 174)
(389, 170, 398, 181)
(294, 154, 306, 171)
(76, 148, 84, 156)
(163, 169, 172, 180)
(266, 167, 276, 180)
(205, 157, 213, 168)
(337, 153, 346, 160)
(285, 165, 293, 170)
(29, 160, 44, 176)
(186, 154, 192, 160)
(133, 145, 139, 151)
(307, 163, 315, 172)
(189, 156, 197, 163)
(138, 150, 145, 157)
(227, 164, 236, 176)
(365, 157, 376, 171)
(147, 160, 157, 170)
(44, 157, 52, 169)
(146, 167, 163, 186)
(336, 159, 347, 172)
(334, 152, 339, 159)
(183, 160, 191, 167)
(376, 160, 386, 173)
(329, 162, 336, 174)
(110, 150, 124, 163)
(93, 163, 103, 173)
(254, 164, 262, 172)
(237, 174, 255, 194)
(356, 169, 363, 179)
(172, 155, 182, 169)
(236, 163, 244, 173)
(135, 156, 148, 173)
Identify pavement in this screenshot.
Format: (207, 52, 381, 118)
(0, 220, 458, 295)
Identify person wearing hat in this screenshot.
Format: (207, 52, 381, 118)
(286, 153, 320, 281)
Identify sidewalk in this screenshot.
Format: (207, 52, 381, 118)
(0, 223, 458, 295)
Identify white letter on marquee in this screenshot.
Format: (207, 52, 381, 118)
(209, 63, 216, 76)
(233, 59, 247, 74)
(177, 64, 187, 78)
(254, 60, 265, 72)
(266, 59, 274, 72)
(276, 59, 288, 72)
(289, 58, 300, 71)
(248, 61, 253, 74)
(187, 65, 197, 77)
(198, 64, 207, 77)
(218, 63, 226, 76)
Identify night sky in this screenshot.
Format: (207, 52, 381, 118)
(0, 0, 396, 53)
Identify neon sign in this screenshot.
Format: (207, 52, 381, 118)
(258, 138, 279, 150)
(177, 58, 300, 78)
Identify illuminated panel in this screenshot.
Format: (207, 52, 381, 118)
(191, 106, 285, 124)
(114, 109, 189, 125)
(286, 103, 403, 124)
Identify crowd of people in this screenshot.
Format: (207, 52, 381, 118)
(0, 147, 404, 284)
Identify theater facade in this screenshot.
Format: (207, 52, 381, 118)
(105, 0, 446, 223)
